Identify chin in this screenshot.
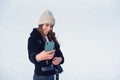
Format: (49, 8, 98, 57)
(44, 33, 48, 36)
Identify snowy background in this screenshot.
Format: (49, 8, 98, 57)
(0, 0, 120, 80)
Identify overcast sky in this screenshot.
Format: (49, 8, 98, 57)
(0, 0, 120, 80)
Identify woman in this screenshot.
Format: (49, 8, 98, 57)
(27, 9, 64, 80)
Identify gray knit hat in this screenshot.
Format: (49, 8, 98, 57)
(38, 9, 55, 25)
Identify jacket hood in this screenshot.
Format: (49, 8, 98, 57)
(30, 28, 42, 38)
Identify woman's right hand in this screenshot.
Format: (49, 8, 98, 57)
(35, 50, 55, 62)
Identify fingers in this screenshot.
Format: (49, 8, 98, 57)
(45, 50, 55, 60)
(37, 50, 56, 60)
(52, 57, 62, 65)
(52, 57, 57, 61)
(36, 50, 55, 60)
(47, 53, 54, 59)
(52, 57, 59, 65)
(52, 60, 59, 65)
(45, 50, 55, 54)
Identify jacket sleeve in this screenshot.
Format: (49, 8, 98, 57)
(55, 45, 64, 64)
(27, 36, 43, 64)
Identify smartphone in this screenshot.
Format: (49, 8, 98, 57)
(45, 41, 55, 52)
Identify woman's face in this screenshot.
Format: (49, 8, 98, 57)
(42, 23, 53, 35)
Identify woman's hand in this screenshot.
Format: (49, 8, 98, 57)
(52, 57, 62, 65)
(35, 50, 55, 62)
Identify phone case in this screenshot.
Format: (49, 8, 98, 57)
(45, 41, 55, 51)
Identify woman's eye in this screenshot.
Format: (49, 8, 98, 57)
(50, 25, 53, 28)
(45, 24, 49, 26)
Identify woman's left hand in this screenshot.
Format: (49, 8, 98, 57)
(52, 57, 62, 65)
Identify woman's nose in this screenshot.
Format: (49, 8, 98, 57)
(47, 26, 52, 30)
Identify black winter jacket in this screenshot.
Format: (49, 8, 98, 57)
(27, 28, 64, 76)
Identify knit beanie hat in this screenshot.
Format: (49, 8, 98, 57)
(38, 9, 55, 25)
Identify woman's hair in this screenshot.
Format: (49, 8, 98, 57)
(38, 24, 59, 45)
